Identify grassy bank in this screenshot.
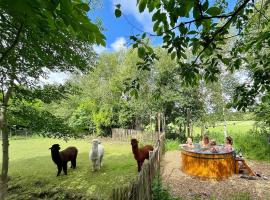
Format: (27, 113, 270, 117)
(1, 137, 137, 199)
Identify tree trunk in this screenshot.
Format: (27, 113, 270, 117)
(223, 107, 227, 138)
(201, 123, 205, 137)
(187, 108, 191, 137)
(183, 123, 187, 137)
(157, 112, 161, 140)
(0, 87, 12, 200)
(190, 120, 193, 137)
(162, 112, 166, 133)
(0, 106, 9, 200)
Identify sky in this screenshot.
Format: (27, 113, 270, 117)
(89, 0, 162, 53)
(46, 0, 159, 83)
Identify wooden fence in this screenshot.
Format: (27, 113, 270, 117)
(111, 128, 158, 143)
(110, 133, 165, 200)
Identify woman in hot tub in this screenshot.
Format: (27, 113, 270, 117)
(180, 137, 194, 148)
(200, 135, 210, 147)
(224, 136, 233, 152)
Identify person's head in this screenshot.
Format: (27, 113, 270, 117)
(187, 137, 193, 144)
(225, 136, 233, 145)
(202, 135, 209, 144)
(210, 140, 216, 146)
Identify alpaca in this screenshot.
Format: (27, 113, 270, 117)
(89, 139, 104, 171)
(49, 144, 78, 176)
(131, 139, 154, 172)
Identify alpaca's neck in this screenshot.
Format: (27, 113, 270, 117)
(92, 145, 98, 159)
(51, 151, 61, 163)
(132, 146, 139, 157)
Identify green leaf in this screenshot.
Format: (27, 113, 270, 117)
(138, 0, 147, 13)
(171, 52, 176, 60)
(188, 30, 197, 35)
(179, 23, 188, 35)
(138, 47, 146, 58)
(206, 7, 221, 16)
(115, 9, 122, 18)
(116, 4, 121, 9)
(202, 0, 209, 11)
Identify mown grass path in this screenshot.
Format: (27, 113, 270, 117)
(0, 138, 137, 199)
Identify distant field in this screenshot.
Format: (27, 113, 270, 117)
(193, 120, 256, 137)
(0, 138, 137, 199)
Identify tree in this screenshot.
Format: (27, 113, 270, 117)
(115, 0, 269, 109)
(0, 1, 105, 198)
(229, 2, 270, 110)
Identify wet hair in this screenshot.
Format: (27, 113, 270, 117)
(226, 136, 233, 145)
(203, 135, 209, 142)
(210, 140, 216, 146)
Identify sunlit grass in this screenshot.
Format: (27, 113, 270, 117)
(1, 137, 137, 199)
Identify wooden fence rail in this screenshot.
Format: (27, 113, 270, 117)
(111, 128, 158, 143)
(110, 133, 165, 200)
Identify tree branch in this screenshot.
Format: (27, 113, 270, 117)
(0, 23, 23, 64)
(192, 0, 251, 65)
(253, 4, 269, 21)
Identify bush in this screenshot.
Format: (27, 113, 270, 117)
(166, 139, 180, 151)
(152, 178, 181, 200)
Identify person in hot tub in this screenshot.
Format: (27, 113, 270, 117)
(200, 135, 210, 148)
(224, 136, 233, 152)
(180, 137, 194, 148)
(210, 140, 219, 153)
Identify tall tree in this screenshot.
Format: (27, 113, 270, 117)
(0, 1, 105, 198)
(115, 0, 268, 109)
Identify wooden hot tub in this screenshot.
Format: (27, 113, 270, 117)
(181, 146, 235, 180)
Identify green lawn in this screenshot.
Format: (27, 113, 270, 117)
(1, 137, 137, 199)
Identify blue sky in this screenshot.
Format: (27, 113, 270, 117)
(89, 0, 162, 53)
(89, 0, 237, 53)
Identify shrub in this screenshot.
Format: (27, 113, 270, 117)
(152, 178, 181, 200)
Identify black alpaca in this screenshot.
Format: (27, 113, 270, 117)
(49, 144, 78, 176)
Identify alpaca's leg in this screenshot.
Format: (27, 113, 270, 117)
(71, 159, 76, 169)
(92, 160, 95, 171)
(100, 155, 103, 167)
(138, 161, 143, 172)
(95, 160, 98, 171)
(98, 158, 101, 170)
(63, 162, 68, 175)
(137, 161, 141, 172)
(57, 164, 62, 176)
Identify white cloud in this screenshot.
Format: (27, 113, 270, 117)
(110, 37, 127, 51)
(93, 45, 108, 54)
(40, 72, 70, 85)
(112, 0, 153, 32)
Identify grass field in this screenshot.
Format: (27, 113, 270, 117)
(167, 121, 270, 162)
(0, 138, 138, 199)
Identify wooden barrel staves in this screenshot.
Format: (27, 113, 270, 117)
(181, 149, 235, 180)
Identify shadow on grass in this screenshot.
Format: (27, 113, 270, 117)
(7, 152, 137, 200)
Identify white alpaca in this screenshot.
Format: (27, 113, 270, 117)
(89, 139, 104, 171)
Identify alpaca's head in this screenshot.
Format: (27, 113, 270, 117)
(92, 139, 99, 148)
(49, 144, 61, 152)
(131, 139, 138, 148)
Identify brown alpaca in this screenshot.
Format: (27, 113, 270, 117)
(131, 139, 154, 172)
(49, 144, 78, 176)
